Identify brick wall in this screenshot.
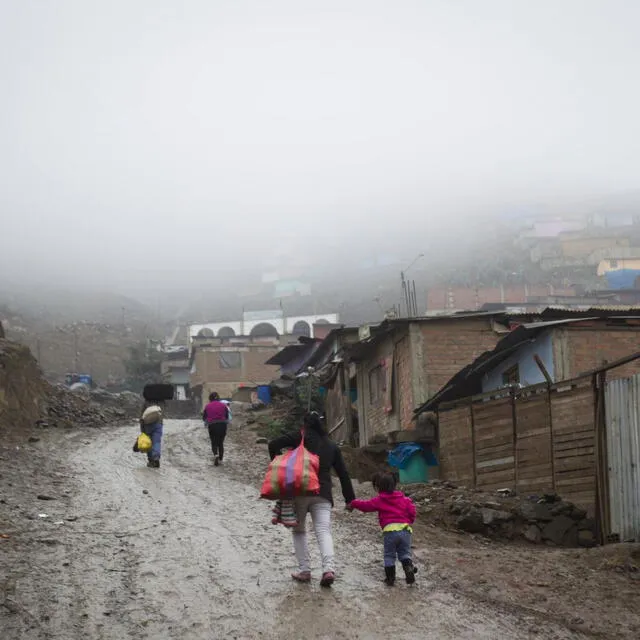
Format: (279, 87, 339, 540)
(426, 285, 575, 312)
(358, 334, 401, 442)
(564, 327, 640, 380)
(395, 335, 414, 431)
(419, 318, 502, 399)
(560, 236, 629, 258)
(191, 345, 281, 399)
(357, 318, 503, 445)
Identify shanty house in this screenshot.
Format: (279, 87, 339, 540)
(416, 309, 640, 413)
(348, 312, 519, 447)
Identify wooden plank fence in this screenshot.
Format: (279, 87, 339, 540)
(437, 378, 597, 516)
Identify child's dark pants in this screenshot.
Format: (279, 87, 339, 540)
(383, 529, 412, 567)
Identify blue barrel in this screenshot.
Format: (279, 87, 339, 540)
(257, 385, 272, 405)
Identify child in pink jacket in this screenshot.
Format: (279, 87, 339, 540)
(347, 471, 417, 586)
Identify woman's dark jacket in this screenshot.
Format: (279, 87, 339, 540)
(268, 427, 355, 506)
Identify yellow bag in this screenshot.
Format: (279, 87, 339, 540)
(137, 433, 152, 453)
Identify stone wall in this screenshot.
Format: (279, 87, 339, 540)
(454, 493, 597, 547)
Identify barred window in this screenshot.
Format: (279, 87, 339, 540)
(219, 352, 242, 369)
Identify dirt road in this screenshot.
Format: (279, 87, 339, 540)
(0, 419, 615, 638)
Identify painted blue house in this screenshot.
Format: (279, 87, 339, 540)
(481, 329, 554, 392)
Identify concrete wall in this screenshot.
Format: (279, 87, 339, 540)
(482, 331, 554, 391)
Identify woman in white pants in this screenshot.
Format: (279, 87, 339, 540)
(268, 413, 355, 587)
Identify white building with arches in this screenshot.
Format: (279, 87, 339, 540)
(189, 310, 339, 342)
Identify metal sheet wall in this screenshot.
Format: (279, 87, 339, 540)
(605, 375, 640, 542)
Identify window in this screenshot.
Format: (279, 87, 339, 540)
(369, 364, 386, 403)
(219, 352, 242, 369)
(610, 259, 619, 268)
(502, 364, 520, 386)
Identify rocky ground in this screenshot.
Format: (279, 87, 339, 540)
(0, 338, 140, 438)
(1, 410, 639, 639)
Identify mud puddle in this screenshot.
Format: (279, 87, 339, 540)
(1, 420, 591, 639)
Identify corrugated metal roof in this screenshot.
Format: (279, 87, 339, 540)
(544, 305, 640, 313)
(521, 317, 599, 329)
(386, 310, 511, 324)
(592, 305, 640, 312)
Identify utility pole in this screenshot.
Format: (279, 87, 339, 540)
(73, 325, 79, 372)
(400, 253, 424, 317)
(306, 367, 314, 412)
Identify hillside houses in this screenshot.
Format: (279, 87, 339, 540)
(264, 306, 640, 543)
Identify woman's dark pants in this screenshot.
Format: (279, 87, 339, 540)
(207, 422, 227, 460)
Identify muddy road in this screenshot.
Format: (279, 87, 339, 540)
(1, 419, 602, 639)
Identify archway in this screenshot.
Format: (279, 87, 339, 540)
(197, 328, 215, 338)
(217, 326, 236, 337)
(249, 322, 279, 337)
(292, 320, 311, 337)
(315, 318, 330, 325)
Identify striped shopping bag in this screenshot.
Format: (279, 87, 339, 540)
(260, 433, 320, 500)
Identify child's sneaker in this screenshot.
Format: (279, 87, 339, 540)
(384, 566, 396, 586)
(401, 560, 417, 584)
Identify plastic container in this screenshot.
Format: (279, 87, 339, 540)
(398, 452, 429, 484)
(257, 385, 272, 405)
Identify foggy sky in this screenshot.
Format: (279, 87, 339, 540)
(1, 0, 639, 295)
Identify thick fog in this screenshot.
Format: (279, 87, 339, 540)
(1, 0, 639, 297)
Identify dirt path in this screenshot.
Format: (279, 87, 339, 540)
(0, 419, 617, 639)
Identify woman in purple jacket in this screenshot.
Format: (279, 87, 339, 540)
(202, 392, 230, 465)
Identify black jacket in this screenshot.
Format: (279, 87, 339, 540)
(268, 428, 355, 506)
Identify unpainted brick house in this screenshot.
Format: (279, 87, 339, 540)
(349, 313, 512, 446)
(189, 334, 299, 402)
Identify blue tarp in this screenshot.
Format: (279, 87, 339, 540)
(605, 269, 640, 290)
(388, 443, 423, 469)
(388, 442, 437, 469)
